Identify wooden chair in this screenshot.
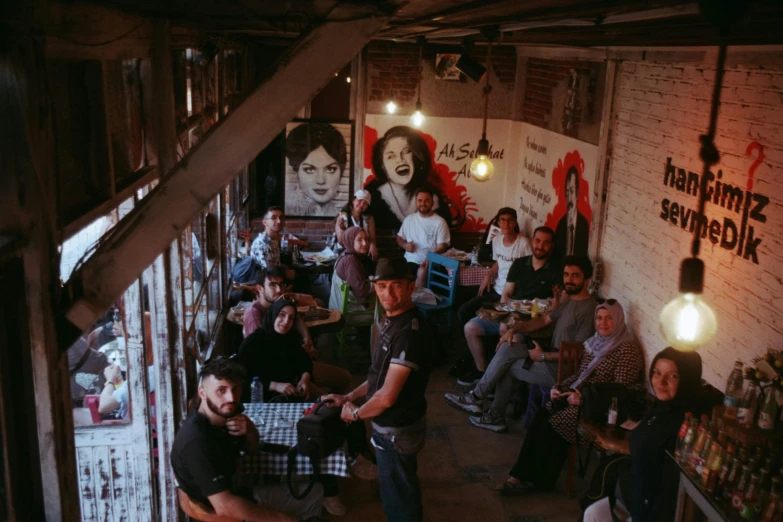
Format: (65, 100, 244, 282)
(334, 281, 376, 361)
(558, 341, 585, 497)
(416, 252, 460, 344)
(177, 488, 241, 522)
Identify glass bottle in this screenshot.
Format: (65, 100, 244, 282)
(760, 477, 782, 522)
(738, 383, 760, 428)
(675, 412, 694, 461)
(739, 473, 762, 519)
(695, 429, 716, 480)
(607, 397, 618, 427)
(725, 360, 745, 421)
(713, 445, 736, 500)
(688, 418, 711, 475)
(753, 468, 773, 521)
(723, 453, 744, 505)
(758, 387, 779, 431)
(732, 464, 754, 512)
(680, 417, 699, 466)
(704, 441, 725, 492)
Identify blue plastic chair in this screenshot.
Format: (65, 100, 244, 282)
(416, 252, 460, 343)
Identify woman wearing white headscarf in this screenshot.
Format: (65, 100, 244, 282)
(494, 299, 645, 495)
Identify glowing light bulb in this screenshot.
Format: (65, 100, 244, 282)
(659, 292, 718, 351)
(346, 76, 351, 83)
(411, 110, 425, 128)
(470, 155, 494, 181)
(385, 101, 397, 114)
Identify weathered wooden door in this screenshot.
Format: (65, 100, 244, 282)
(70, 277, 156, 521)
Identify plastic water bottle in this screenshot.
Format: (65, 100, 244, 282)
(250, 377, 264, 404)
(470, 245, 479, 266)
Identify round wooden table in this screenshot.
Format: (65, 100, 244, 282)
(580, 418, 631, 455)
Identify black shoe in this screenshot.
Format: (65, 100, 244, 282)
(449, 356, 474, 378)
(457, 370, 485, 387)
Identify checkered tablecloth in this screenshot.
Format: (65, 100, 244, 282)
(239, 402, 349, 477)
(457, 265, 497, 287)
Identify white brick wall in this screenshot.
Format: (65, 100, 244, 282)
(600, 54, 783, 388)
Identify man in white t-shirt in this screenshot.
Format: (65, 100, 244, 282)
(456, 208, 531, 386)
(396, 188, 450, 285)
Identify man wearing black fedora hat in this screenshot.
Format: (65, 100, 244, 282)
(321, 257, 434, 522)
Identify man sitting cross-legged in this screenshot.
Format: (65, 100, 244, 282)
(445, 256, 597, 433)
(457, 226, 560, 387)
(171, 358, 326, 522)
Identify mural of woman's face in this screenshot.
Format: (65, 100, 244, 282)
(382, 136, 415, 186)
(296, 146, 343, 204)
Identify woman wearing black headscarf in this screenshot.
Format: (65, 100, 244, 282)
(583, 347, 706, 522)
(237, 299, 316, 402)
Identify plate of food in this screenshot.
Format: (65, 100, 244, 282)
(444, 250, 470, 262)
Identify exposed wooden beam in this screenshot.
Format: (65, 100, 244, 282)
(62, 6, 392, 334)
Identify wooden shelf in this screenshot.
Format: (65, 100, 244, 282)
(712, 405, 783, 448)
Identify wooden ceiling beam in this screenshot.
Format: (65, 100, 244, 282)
(61, 6, 391, 335)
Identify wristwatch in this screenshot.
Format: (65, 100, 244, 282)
(352, 408, 360, 421)
(539, 353, 546, 362)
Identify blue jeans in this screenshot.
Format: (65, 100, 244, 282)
(371, 431, 423, 522)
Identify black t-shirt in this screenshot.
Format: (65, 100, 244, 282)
(505, 255, 562, 300)
(367, 307, 433, 427)
(170, 411, 248, 507)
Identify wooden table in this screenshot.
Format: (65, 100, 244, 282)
(226, 302, 344, 336)
(580, 418, 631, 455)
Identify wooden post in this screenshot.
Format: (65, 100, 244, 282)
(63, 8, 391, 334)
(150, 20, 177, 176)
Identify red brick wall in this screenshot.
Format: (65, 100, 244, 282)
(367, 42, 517, 105)
(521, 58, 596, 137)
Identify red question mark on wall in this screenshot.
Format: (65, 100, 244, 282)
(745, 141, 764, 191)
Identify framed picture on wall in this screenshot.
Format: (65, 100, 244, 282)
(434, 54, 461, 80)
(283, 120, 354, 218)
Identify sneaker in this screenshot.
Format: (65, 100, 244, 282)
(350, 454, 378, 481)
(444, 390, 482, 414)
(457, 370, 485, 387)
(469, 411, 507, 433)
(324, 496, 347, 516)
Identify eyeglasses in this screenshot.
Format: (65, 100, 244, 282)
(596, 298, 618, 305)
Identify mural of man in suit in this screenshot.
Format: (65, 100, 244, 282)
(555, 166, 589, 259)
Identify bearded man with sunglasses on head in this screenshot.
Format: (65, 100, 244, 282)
(446, 255, 597, 433)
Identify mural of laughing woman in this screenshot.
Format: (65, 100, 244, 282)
(365, 125, 452, 230)
(285, 122, 349, 217)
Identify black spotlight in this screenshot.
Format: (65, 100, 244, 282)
(455, 54, 486, 83)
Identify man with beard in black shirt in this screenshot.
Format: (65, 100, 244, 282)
(321, 257, 434, 522)
(171, 358, 325, 521)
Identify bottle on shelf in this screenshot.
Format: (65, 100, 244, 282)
(753, 468, 773, 521)
(694, 429, 716, 480)
(687, 417, 711, 475)
(713, 444, 736, 500)
(739, 473, 762, 519)
(680, 417, 699, 466)
(732, 464, 754, 512)
(250, 376, 264, 404)
(704, 441, 725, 492)
(760, 476, 782, 522)
(675, 412, 694, 461)
(723, 452, 745, 505)
(738, 382, 760, 428)
(725, 360, 745, 421)
(758, 386, 779, 431)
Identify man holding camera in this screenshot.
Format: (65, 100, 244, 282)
(446, 256, 597, 433)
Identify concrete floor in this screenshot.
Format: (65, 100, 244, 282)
(321, 343, 585, 522)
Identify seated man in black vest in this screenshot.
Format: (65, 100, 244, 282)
(171, 358, 326, 522)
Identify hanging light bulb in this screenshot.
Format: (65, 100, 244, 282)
(658, 16, 732, 351)
(411, 101, 425, 128)
(469, 33, 496, 182)
(470, 138, 494, 182)
(659, 258, 718, 350)
(385, 100, 397, 114)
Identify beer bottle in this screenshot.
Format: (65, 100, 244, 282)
(758, 387, 779, 431)
(732, 464, 753, 512)
(688, 418, 711, 475)
(739, 473, 761, 519)
(724, 360, 745, 421)
(738, 383, 760, 428)
(760, 477, 782, 522)
(753, 468, 773, 521)
(723, 454, 745, 505)
(695, 430, 716, 480)
(675, 412, 694, 461)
